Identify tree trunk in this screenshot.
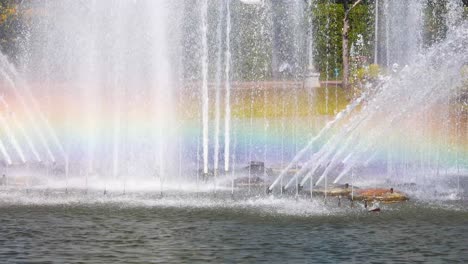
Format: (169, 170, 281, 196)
(341, 0, 363, 91)
(342, 14, 350, 90)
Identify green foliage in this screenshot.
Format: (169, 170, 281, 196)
(423, 1, 468, 46)
(312, 3, 343, 80)
(230, 1, 272, 81)
(368, 64, 380, 78)
(351, 63, 381, 84)
(462, 65, 468, 90)
(462, 65, 468, 77)
(313, 86, 350, 115)
(355, 67, 367, 80)
(0, 0, 25, 62)
(423, 0, 449, 46)
(312, 2, 373, 80)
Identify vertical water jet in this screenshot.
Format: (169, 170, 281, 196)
(200, 0, 210, 175)
(224, 0, 232, 173)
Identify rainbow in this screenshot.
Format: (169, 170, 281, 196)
(0, 81, 466, 174)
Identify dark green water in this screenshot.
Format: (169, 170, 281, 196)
(1, 190, 468, 263)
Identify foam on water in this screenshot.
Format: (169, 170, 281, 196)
(0, 188, 346, 217)
(1, 184, 467, 218)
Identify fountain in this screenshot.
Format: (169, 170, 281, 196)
(2, 2, 468, 263)
(0, 0, 465, 200)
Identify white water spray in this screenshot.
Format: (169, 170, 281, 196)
(201, 0, 209, 174)
(224, 0, 232, 173)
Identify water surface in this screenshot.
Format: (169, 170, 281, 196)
(1, 190, 467, 263)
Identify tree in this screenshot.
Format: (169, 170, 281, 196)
(0, 0, 24, 62)
(341, 0, 364, 90)
(312, 2, 372, 80)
